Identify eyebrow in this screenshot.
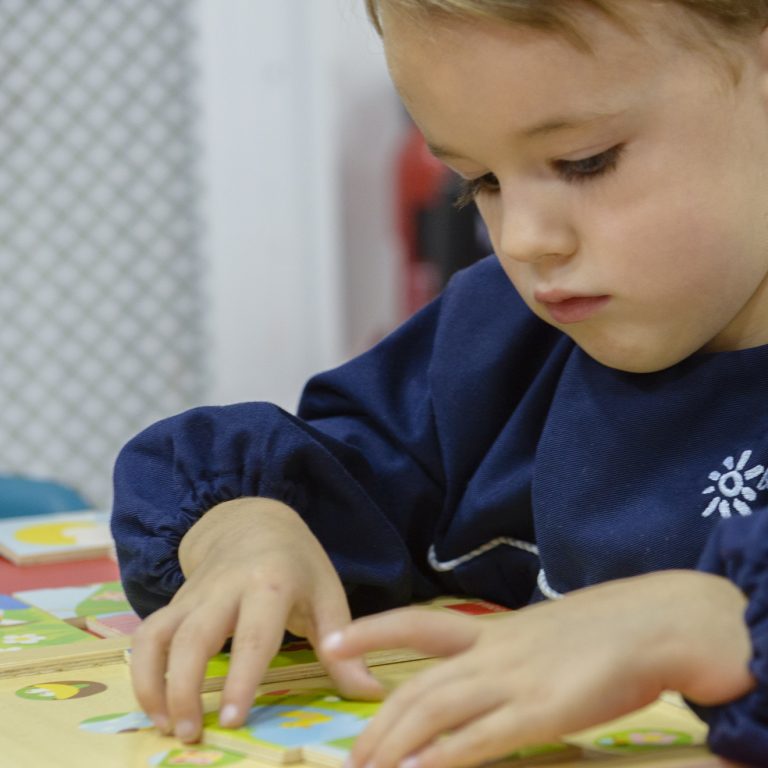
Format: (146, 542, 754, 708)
(426, 109, 627, 161)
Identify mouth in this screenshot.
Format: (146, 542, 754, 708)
(534, 291, 611, 324)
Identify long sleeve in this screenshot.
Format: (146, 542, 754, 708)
(112, 295, 450, 619)
(112, 255, 565, 619)
(692, 512, 768, 763)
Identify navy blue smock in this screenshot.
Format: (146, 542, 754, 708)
(112, 255, 768, 764)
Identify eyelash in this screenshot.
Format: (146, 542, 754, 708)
(454, 144, 625, 210)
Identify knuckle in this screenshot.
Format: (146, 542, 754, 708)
(167, 620, 200, 649)
(229, 626, 267, 653)
(243, 561, 296, 594)
(133, 612, 173, 646)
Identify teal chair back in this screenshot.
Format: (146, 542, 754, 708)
(0, 475, 90, 519)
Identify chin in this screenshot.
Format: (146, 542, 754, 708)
(577, 337, 693, 374)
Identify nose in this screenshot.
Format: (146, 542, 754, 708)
(496, 189, 577, 265)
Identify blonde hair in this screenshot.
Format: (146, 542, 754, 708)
(364, 0, 768, 50)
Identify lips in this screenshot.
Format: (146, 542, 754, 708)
(534, 290, 610, 324)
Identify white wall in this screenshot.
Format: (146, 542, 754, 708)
(333, 3, 407, 356)
(194, 0, 405, 412)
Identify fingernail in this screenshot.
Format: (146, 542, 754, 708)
(323, 630, 343, 651)
(175, 720, 197, 742)
(151, 713, 170, 734)
(400, 757, 420, 768)
(219, 704, 239, 727)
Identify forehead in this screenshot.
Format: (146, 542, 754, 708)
(378, 2, 735, 158)
(379, 0, 756, 90)
(381, 1, 693, 85)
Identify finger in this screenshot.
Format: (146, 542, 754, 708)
(322, 608, 480, 661)
(165, 604, 238, 742)
(408, 704, 556, 768)
(217, 592, 293, 728)
(310, 585, 385, 700)
(130, 607, 184, 733)
(361, 676, 501, 768)
(349, 656, 481, 768)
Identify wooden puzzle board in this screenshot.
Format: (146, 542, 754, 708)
(0, 510, 113, 565)
(0, 655, 726, 768)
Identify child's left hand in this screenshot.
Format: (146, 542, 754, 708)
(322, 570, 754, 768)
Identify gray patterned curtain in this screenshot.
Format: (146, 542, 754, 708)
(0, 0, 206, 505)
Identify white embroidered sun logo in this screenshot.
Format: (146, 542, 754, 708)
(702, 450, 764, 518)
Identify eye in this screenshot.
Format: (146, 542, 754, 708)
(455, 172, 500, 210)
(553, 144, 625, 183)
(454, 143, 625, 208)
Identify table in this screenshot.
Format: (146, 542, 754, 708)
(0, 650, 735, 768)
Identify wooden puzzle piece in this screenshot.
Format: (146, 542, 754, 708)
(85, 610, 141, 638)
(201, 688, 380, 765)
(78, 709, 155, 734)
(0, 635, 128, 678)
(202, 687, 581, 768)
(0, 593, 95, 654)
(16, 679, 108, 701)
(0, 510, 112, 565)
(0, 651, 718, 768)
(148, 745, 249, 766)
(0, 663, 233, 766)
(565, 697, 708, 756)
(13, 580, 130, 626)
(305, 739, 583, 768)
(203, 684, 708, 768)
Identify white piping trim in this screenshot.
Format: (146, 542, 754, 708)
(537, 568, 564, 600)
(427, 537, 539, 573)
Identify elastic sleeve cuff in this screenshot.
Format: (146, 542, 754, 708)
(690, 514, 768, 763)
(113, 473, 304, 618)
(111, 401, 415, 619)
(111, 403, 315, 618)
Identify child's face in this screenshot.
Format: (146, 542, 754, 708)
(381, 4, 768, 372)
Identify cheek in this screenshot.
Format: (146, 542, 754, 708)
(477, 176, 763, 312)
(591, 193, 745, 300)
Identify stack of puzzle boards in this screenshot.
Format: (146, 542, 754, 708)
(0, 510, 114, 566)
(0, 510, 140, 657)
(0, 591, 718, 768)
(0, 510, 122, 596)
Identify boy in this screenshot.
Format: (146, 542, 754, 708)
(112, 1, 768, 765)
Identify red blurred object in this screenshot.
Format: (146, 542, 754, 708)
(0, 555, 119, 593)
(396, 122, 450, 317)
(444, 600, 509, 616)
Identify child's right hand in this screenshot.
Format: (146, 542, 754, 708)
(128, 497, 384, 742)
